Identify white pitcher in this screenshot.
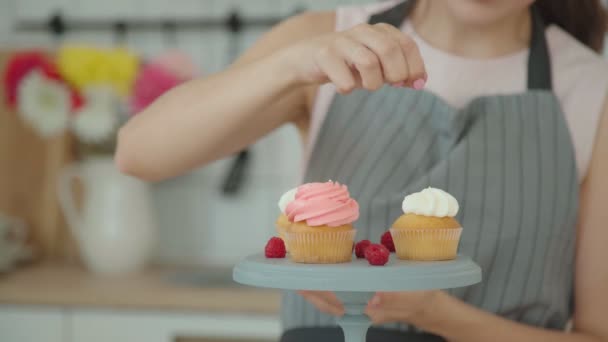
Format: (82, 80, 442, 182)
(58, 157, 157, 275)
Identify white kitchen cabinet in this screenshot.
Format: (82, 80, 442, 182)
(0, 306, 65, 342)
(69, 310, 280, 342)
(0, 264, 281, 342)
(0, 306, 280, 342)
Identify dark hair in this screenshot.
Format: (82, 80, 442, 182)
(535, 0, 607, 52)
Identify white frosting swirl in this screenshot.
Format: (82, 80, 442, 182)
(278, 188, 297, 214)
(402, 187, 459, 217)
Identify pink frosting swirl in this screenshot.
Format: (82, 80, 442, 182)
(285, 181, 360, 227)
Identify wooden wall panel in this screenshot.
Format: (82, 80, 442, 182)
(0, 50, 77, 260)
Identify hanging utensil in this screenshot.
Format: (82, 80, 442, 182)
(47, 11, 66, 44)
(114, 20, 128, 45)
(162, 20, 178, 48)
(221, 10, 251, 196)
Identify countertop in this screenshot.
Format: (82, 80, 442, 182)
(0, 263, 281, 314)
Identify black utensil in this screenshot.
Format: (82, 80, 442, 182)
(220, 10, 251, 196)
(221, 149, 251, 195)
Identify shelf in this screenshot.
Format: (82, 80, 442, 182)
(0, 263, 281, 315)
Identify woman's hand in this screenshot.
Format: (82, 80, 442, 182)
(298, 290, 441, 324)
(298, 291, 345, 317)
(279, 23, 426, 94)
(364, 290, 440, 325)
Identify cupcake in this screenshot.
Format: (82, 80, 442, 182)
(390, 187, 462, 261)
(284, 181, 359, 264)
(276, 187, 297, 249)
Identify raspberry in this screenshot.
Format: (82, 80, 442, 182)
(365, 244, 390, 266)
(265, 237, 286, 258)
(354, 240, 372, 258)
(380, 231, 395, 252)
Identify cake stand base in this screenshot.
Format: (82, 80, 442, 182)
(336, 292, 373, 342)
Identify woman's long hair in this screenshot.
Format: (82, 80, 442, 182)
(535, 0, 606, 52)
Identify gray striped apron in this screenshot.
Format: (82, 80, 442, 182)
(281, 2, 579, 341)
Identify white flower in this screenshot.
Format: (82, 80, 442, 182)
(17, 70, 70, 137)
(71, 86, 119, 143)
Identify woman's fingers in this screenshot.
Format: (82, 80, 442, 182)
(364, 293, 410, 324)
(365, 307, 405, 324)
(314, 45, 358, 94)
(304, 294, 342, 316)
(346, 24, 409, 85)
(298, 290, 345, 316)
(374, 23, 426, 88)
(334, 35, 384, 91)
(364, 291, 441, 324)
(299, 290, 344, 308)
(310, 23, 426, 92)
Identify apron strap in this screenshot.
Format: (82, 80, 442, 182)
(527, 6, 552, 90)
(368, 1, 552, 91)
(369, 0, 414, 27)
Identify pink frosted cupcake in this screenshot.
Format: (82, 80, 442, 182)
(284, 181, 359, 264)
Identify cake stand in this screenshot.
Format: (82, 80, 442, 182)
(233, 253, 481, 342)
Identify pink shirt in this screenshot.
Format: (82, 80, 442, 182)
(305, 2, 608, 181)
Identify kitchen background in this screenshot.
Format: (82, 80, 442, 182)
(0, 1, 371, 342)
(0, 0, 373, 267)
(2, 1, 608, 342)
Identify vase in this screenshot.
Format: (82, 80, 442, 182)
(57, 157, 157, 275)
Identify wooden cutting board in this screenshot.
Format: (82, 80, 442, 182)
(0, 50, 77, 260)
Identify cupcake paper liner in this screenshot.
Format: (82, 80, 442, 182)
(285, 230, 356, 264)
(275, 224, 290, 251)
(390, 228, 462, 261)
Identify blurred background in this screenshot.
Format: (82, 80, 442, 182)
(2, 1, 608, 342)
(0, 1, 371, 342)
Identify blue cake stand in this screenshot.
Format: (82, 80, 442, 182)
(233, 253, 481, 342)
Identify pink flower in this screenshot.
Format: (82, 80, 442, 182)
(152, 50, 199, 80)
(130, 62, 183, 114)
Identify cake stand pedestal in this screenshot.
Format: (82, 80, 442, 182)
(233, 253, 481, 342)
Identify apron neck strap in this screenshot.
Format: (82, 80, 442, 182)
(369, 1, 552, 91)
(527, 6, 552, 90)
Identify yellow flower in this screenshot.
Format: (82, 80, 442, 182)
(57, 45, 139, 97)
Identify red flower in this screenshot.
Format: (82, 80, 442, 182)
(70, 88, 84, 111)
(4, 51, 47, 108)
(3, 50, 83, 111)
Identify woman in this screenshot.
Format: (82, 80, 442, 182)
(116, 0, 608, 341)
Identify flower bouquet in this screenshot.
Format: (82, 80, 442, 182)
(3, 46, 197, 158)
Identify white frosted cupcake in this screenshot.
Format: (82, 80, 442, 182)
(390, 187, 462, 261)
(276, 188, 297, 249)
